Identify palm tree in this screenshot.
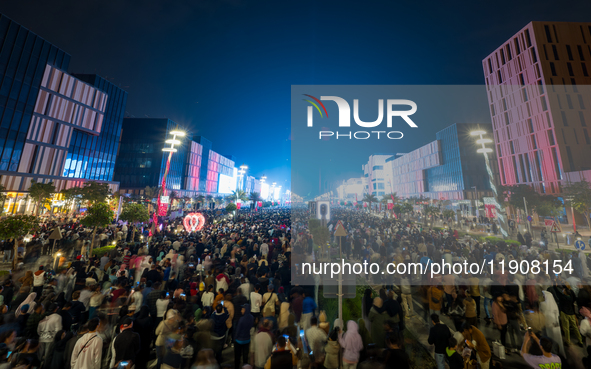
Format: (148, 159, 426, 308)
(249, 192, 262, 211)
(362, 194, 378, 211)
(143, 186, 159, 212)
(214, 196, 224, 209)
(205, 195, 214, 210)
(229, 190, 248, 203)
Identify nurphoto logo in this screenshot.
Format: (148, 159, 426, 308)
(304, 94, 418, 140)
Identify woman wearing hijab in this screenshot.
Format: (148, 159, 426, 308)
(368, 297, 388, 349)
(541, 290, 565, 356)
(15, 292, 36, 318)
(338, 320, 365, 369)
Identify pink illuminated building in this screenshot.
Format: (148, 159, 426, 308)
(483, 22, 591, 195)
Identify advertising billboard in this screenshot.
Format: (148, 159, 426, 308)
(218, 173, 236, 194)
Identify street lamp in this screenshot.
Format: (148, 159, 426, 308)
(470, 130, 508, 238)
(153, 129, 185, 234)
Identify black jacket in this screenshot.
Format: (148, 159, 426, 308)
(113, 328, 141, 364)
(428, 323, 451, 354)
(270, 349, 292, 369)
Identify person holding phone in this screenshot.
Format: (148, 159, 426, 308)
(521, 331, 561, 368)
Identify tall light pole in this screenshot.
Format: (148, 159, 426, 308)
(238, 164, 248, 192)
(153, 130, 185, 235)
(271, 182, 276, 201)
(471, 185, 477, 217)
(470, 130, 508, 238)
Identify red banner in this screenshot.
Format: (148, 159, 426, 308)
(236, 202, 241, 210)
(387, 203, 394, 210)
(257, 201, 262, 208)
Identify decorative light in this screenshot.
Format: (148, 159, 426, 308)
(184, 213, 206, 232)
(477, 148, 493, 153)
(165, 139, 181, 145)
(162, 148, 178, 152)
(476, 138, 493, 144)
(470, 130, 487, 136)
(169, 130, 185, 136)
(56, 253, 61, 257)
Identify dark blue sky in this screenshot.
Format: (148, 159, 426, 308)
(2, 0, 591, 192)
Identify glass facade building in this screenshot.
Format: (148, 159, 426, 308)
(0, 14, 122, 201)
(63, 74, 127, 181)
(0, 14, 70, 173)
(115, 119, 236, 196)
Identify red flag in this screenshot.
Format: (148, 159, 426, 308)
(391, 194, 396, 202)
(236, 202, 241, 210)
(257, 201, 262, 207)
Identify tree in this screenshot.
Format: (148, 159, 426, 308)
(81, 202, 114, 256)
(362, 194, 378, 211)
(401, 202, 413, 214)
(249, 192, 261, 204)
(79, 181, 111, 206)
(308, 218, 330, 251)
(143, 186, 159, 212)
(442, 209, 456, 221)
(501, 185, 538, 214)
(229, 190, 248, 203)
(225, 203, 237, 212)
(214, 196, 224, 208)
(564, 180, 591, 228)
(424, 205, 440, 217)
(536, 196, 564, 218)
(119, 203, 150, 242)
(60, 187, 81, 214)
(0, 183, 7, 214)
(0, 214, 39, 269)
(29, 180, 55, 216)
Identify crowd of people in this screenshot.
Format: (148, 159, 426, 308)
(0, 205, 590, 369)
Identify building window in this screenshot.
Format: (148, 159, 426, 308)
(566, 94, 574, 109)
(582, 63, 589, 77)
(575, 129, 580, 144)
(507, 44, 512, 60)
(567, 62, 574, 76)
(585, 129, 591, 144)
(515, 38, 521, 54)
(543, 45, 549, 60)
(522, 88, 528, 102)
(579, 95, 586, 109)
(538, 80, 544, 94)
(580, 111, 587, 126)
(372, 165, 383, 170)
(578, 45, 585, 60)
(541, 96, 548, 111)
(566, 146, 575, 171)
(547, 130, 555, 145)
(528, 119, 534, 133)
(500, 49, 506, 64)
(545, 25, 553, 43)
(488, 58, 493, 74)
(497, 70, 503, 83)
(553, 25, 559, 43)
(550, 62, 557, 76)
(566, 45, 574, 60)
(531, 47, 538, 63)
(551, 147, 563, 180)
(552, 45, 559, 60)
(519, 73, 525, 85)
(505, 112, 510, 125)
(531, 134, 537, 149)
(561, 111, 569, 126)
(525, 29, 532, 47)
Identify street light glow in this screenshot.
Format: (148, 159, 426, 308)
(165, 139, 181, 145)
(470, 130, 487, 136)
(476, 148, 493, 153)
(169, 130, 185, 136)
(162, 148, 178, 152)
(476, 138, 492, 144)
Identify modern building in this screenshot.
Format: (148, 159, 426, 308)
(362, 154, 391, 197)
(63, 74, 127, 182)
(335, 177, 365, 202)
(338, 123, 498, 213)
(483, 21, 591, 195)
(0, 14, 125, 213)
(114, 118, 237, 198)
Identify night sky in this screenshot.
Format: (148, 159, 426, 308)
(2, 0, 591, 193)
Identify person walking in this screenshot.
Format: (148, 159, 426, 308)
(427, 314, 451, 369)
(338, 320, 364, 369)
(70, 317, 103, 369)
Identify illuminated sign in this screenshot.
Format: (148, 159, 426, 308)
(218, 174, 237, 194)
(183, 213, 206, 232)
(260, 183, 269, 199)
